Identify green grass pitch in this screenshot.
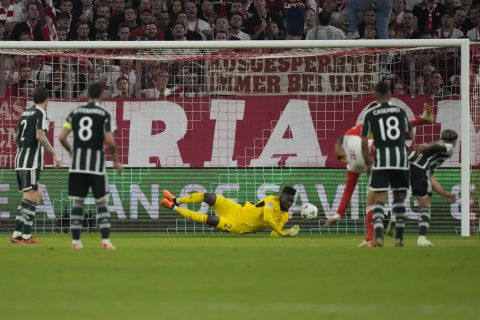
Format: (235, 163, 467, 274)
(0, 234, 478, 320)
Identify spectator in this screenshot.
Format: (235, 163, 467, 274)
(335, 10, 349, 35)
(437, 11, 464, 38)
(304, 8, 316, 37)
(92, 15, 112, 40)
(284, 0, 306, 40)
(215, 30, 228, 40)
(124, 6, 139, 30)
(10, 2, 43, 41)
(109, 0, 126, 34)
(466, 5, 478, 30)
(185, 1, 211, 37)
(0, 22, 6, 40)
(453, 7, 468, 34)
(18, 31, 32, 40)
(305, 10, 346, 40)
(429, 71, 452, 96)
(201, 0, 217, 28)
(362, 23, 376, 39)
(171, 21, 187, 40)
(151, 0, 163, 20)
(116, 22, 131, 40)
(229, 13, 250, 40)
(345, 0, 392, 39)
(95, 2, 111, 20)
(466, 10, 480, 40)
(393, 81, 406, 94)
(215, 16, 231, 39)
(5, 63, 34, 97)
(245, 0, 273, 40)
(172, 65, 205, 97)
(388, 27, 397, 38)
(18, 80, 36, 99)
(141, 71, 171, 99)
(106, 59, 136, 97)
(57, 27, 68, 40)
(113, 76, 132, 98)
(444, 0, 459, 13)
(265, 20, 284, 39)
(130, 8, 157, 39)
(393, 0, 406, 25)
(173, 11, 203, 40)
(398, 10, 421, 38)
(157, 11, 171, 35)
(71, 0, 95, 28)
(57, 12, 72, 33)
(0, 0, 16, 33)
(72, 21, 91, 40)
(169, 0, 183, 18)
(143, 22, 162, 40)
(413, 0, 446, 33)
(230, 0, 248, 21)
(358, 10, 376, 38)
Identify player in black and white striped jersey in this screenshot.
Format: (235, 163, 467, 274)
(59, 82, 123, 250)
(361, 81, 413, 247)
(11, 87, 62, 244)
(407, 129, 458, 247)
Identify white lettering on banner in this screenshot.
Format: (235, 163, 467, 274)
(130, 184, 159, 219)
(257, 183, 280, 200)
(0, 184, 9, 218)
(124, 101, 189, 167)
(107, 184, 126, 219)
(204, 100, 245, 167)
(215, 184, 240, 203)
(37, 184, 55, 218)
(316, 183, 345, 219)
(250, 99, 326, 167)
(179, 184, 209, 213)
(0, 127, 15, 149)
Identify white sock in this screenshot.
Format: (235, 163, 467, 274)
(22, 234, 32, 240)
(102, 239, 111, 245)
(418, 235, 426, 240)
(12, 231, 22, 238)
(72, 240, 82, 245)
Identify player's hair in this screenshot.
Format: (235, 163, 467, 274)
(88, 82, 104, 99)
(32, 86, 49, 103)
(336, 136, 344, 145)
(441, 129, 458, 142)
(374, 81, 391, 96)
(318, 10, 332, 26)
(116, 76, 129, 85)
(282, 186, 296, 196)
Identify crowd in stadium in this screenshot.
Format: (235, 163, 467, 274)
(0, 0, 478, 98)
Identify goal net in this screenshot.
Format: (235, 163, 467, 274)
(0, 40, 476, 236)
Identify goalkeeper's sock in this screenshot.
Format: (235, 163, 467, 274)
(174, 206, 208, 224)
(365, 210, 374, 242)
(392, 202, 406, 240)
(176, 193, 204, 205)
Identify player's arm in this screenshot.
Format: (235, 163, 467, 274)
(360, 115, 372, 171)
(417, 142, 453, 157)
(58, 123, 73, 156)
(431, 174, 457, 203)
(36, 129, 61, 167)
(409, 103, 435, 127)
(263, 204, 290, 237)
(323, 170, 360, 227)
(104, 132, 123, 173)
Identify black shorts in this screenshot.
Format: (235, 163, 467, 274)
(369, 169, 410, 192)
(410, 165, 432, 198)
(68, 172, 108, 199)
(16, 169, 41, 192)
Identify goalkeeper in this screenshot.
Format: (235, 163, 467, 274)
(161, 187, 300, 237)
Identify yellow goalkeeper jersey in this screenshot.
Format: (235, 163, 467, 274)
(240, 195, 289, 236)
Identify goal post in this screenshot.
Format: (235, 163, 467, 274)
(0, 39, 474, 236)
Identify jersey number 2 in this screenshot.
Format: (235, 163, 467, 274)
(378, 116, 400, 141)
(78, 116, 93, 141)
(19, 119, 27, 141)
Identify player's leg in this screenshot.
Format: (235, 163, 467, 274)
(359, 190, 375, 247)
(11, 170, 40, 244)
(68, 173, 89, 250)
(368, 170, 389, 246)
(163, 189, 213, 206)
(416, 196, 433, 247)
(391, 169, 411, 247)
(91, 174, 115, 250)
(161, 190, 217, 226)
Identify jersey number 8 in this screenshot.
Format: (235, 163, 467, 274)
(378, 116, 400, 141)
(79, 116, 93, 141)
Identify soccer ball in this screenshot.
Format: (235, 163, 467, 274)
(300, 203, 318, 220)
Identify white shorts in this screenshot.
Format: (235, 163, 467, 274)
(343, 135, 368, 174)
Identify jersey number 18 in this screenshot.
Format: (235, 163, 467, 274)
(378, 116, 400, 141)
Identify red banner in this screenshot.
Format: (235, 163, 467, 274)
(1, 95, 471, 169)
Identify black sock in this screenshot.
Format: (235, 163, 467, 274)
(96, 206, 111, 240)
(20, 200, 37, 238)
(419, 207, 431, 236)
(71, 206, 83, 240)
(372, 205, 385, 240)
(393, 203, 406, 240)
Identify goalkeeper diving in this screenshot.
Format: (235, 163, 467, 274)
(161, 187, 300, 237)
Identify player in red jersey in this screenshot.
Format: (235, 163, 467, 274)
(323, 103, 435, 247)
